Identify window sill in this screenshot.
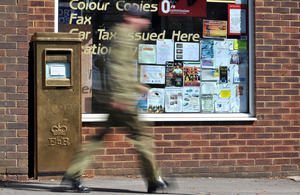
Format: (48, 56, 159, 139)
(82, 113, 257, 122)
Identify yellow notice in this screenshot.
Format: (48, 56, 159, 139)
(234, 40, 247, 50)
(220, 90, 231, 98)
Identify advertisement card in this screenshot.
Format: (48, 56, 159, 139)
(219, 66, 228, 84)
(156, 39, 174, 65)
(201, 94, 214, 113)
(183, 87, 200, 112)
(137, 92, 148, 113)
(175, 42, 200, 61)
(165, 87, 183, 112)
(165, 61, 183, 87)
(183, 62, 201, 86)
(202, 68, 219, 81)
(147, 88, 165, 113)
(228, 4, 247, 35)
(203, 20, 227, 38)
(138, 44, 157, 64)
(140, 65, 165, 84)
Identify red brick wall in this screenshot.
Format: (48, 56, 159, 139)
(0, 0, 30, 181)
(0, 0, 55, 180)
(28, 0, 55, 34)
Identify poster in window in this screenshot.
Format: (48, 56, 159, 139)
(201, 39, 214, 58)
(183, 62, 201, 86)
(201, 82, 218, 95)
(165, 61, 183, 87)
(201, 94, 214, 113)
(230, 51, 240, 64)
(158, 0, 207, 17)
(202, 68, 219, 81)
(231, 84, 248, 112)
(183, 87, 200, 112)
(228, 4, 247, 35)
(137, 92, 148, 113)
(215, 101, 231, 112)
(215, 40, 234, 50)
(214, 48, 231, 67)
(156, 39, 174, 65)
(138, 44, 157, 64)
(165, 87, 183, 112)
(201, 39, 214, 68)
(203, 20, 227, 38)
(219, 66, 228, 84)
(140, 65, 165, 84)
(233, 65, 247, 83)
(175, 42, 199, 61)
(234, 40, 247, 50)
(147, 88, 165, 113)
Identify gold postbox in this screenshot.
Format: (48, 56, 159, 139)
(32, 32, 82, 178)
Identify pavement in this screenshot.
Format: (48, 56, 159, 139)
(1, 176, 300, 195)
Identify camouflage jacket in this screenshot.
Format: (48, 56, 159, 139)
(107, 24, 141, 113)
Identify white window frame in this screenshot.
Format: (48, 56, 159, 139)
(55, 0, 256, 122)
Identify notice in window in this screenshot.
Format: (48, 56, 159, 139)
(156, 39, 174, 65)
(228, 4, 247, 35)
(140, 65, 165, 84)
(183, 62, 201, 86)
(203, 20, 227, 38)
(147, 88, 165, 113)
(138, 44, 156, 64)
(183, 87, 200, 112)
(175, 42, 199, 61)
(165, 87, 183, 112)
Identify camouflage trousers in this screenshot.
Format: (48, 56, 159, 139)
(65, 110, 159, 184)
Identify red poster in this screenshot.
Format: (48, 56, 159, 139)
(159, 0, 207, 17)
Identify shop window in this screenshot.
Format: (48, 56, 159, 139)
(57, 0, 255, 122)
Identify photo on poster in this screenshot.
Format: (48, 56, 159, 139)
(183, 87, 200, 112)
(175, 42, 200, 61)
(147, 88, 165, 113)
(165, 61, 183, 87)
(138, 44, 157, 64)
(165, 87, 183, 112)
(230, 51, 240, 64)
(203, 20, 227, 38)
(140, 65, 165, 84)
(156, 39, 174, 65)
(183, 62, 201, 86)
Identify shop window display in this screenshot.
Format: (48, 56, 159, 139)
(58, 0, 253, 120)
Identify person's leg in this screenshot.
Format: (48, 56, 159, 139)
(62, 125, 110, 193)
(65, 135, 105, 179)
(124, 114, 169, 193)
